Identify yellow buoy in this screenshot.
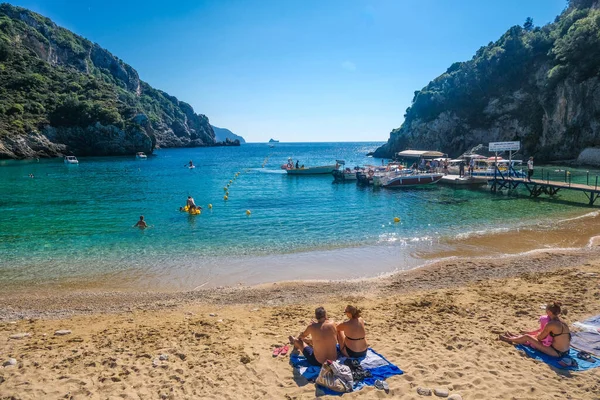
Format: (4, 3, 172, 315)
(224, 195, 228, 201)
(394, 217, 400, 223)
(246, 210, 251, 216)
(229, 180, 232, 184)
(208, 204, 213, 209)
(224, 187, 228, 191)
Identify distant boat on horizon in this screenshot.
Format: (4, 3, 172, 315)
(269, 138, 279, 143)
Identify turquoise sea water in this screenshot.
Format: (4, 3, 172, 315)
(1, 142, 599, 291)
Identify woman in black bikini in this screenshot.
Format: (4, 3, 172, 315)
(336, 305, 368, 358)
(499, 301, 571, 358)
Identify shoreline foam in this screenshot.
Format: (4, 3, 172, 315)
(2, 206, 600, 294)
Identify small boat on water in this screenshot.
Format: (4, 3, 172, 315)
(283, 164, 337, 175)
(374, 151, 446, 188)
(439, 175, 488, 187)
(281, 157, 336, 175)
(136, 152, 147, 159)
(64, 156, 78, 164)
(332, 160, 359, 182)
(374, 171, 443, 188)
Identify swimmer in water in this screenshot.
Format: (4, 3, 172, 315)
(133, 215, 148, 229)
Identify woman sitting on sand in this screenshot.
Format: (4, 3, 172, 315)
(499, 301, 571, 358)
(336, 305, 368, 358)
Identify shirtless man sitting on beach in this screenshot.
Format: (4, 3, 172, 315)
(289, 307, 338, 366)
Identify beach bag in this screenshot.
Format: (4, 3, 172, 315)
(316, 361, 353, 393)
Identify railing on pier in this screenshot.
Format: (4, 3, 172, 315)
(490, 166, 600, 206)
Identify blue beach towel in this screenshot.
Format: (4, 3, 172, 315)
(515, 345, 600, 371)
(290, 348, 403, 394)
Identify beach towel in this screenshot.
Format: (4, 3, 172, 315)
(515, 345, 600, 371)
(290, 348, 403, 394)
(573, 314, 600, 332)
(571, 331, 600, 358)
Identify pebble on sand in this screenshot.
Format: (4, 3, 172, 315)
(434, 388, 449, 397)
(159, 354, 169, 361)
(417, 387, 432, 396)
(447, 395, 463, 400)
(3, 358, 17, 367)
(54, 329, 72, 336)
(9, 333, 31, 340)
(209, 313, 217, 317)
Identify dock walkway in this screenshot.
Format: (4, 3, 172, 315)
(490, 176, 600, 205)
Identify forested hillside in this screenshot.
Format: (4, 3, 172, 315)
(374, 0, 600, 163)
(0, 3, 215, 159)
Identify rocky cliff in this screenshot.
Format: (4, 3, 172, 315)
(0, 4, 215, 159)
(374, 0, 600, 163)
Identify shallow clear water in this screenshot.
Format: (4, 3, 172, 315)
(1, 143, 599, 290)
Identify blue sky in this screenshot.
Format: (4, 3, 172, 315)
(9, 0, 566, 142)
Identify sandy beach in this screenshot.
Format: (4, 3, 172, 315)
(1, 244, 600, 400)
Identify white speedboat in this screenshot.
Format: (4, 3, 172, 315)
(283, 164, 337, 175)
(374, 171, 443, 188)
(136, 152, 147, 159)
(64, 156, 78, 164)
(333, 168, 358, 182)
(332, 160, 358, 182)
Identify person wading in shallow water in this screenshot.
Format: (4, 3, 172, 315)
(289, 307, 338, 366)
(134, 215, 148, 229)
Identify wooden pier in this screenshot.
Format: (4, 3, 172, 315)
(490, 176, 600, 206)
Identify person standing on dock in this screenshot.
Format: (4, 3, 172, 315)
(527, 157, 534, 182)
(459, 160, 465, 177)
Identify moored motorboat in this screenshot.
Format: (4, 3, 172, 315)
(283, 164, 337, 175)
(332, 169, 358, 182)
(136, 152, 147, 159)
(63, 156, 78, 164)
(375, 171, 443, 188)
(332, 160, 359, 182)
